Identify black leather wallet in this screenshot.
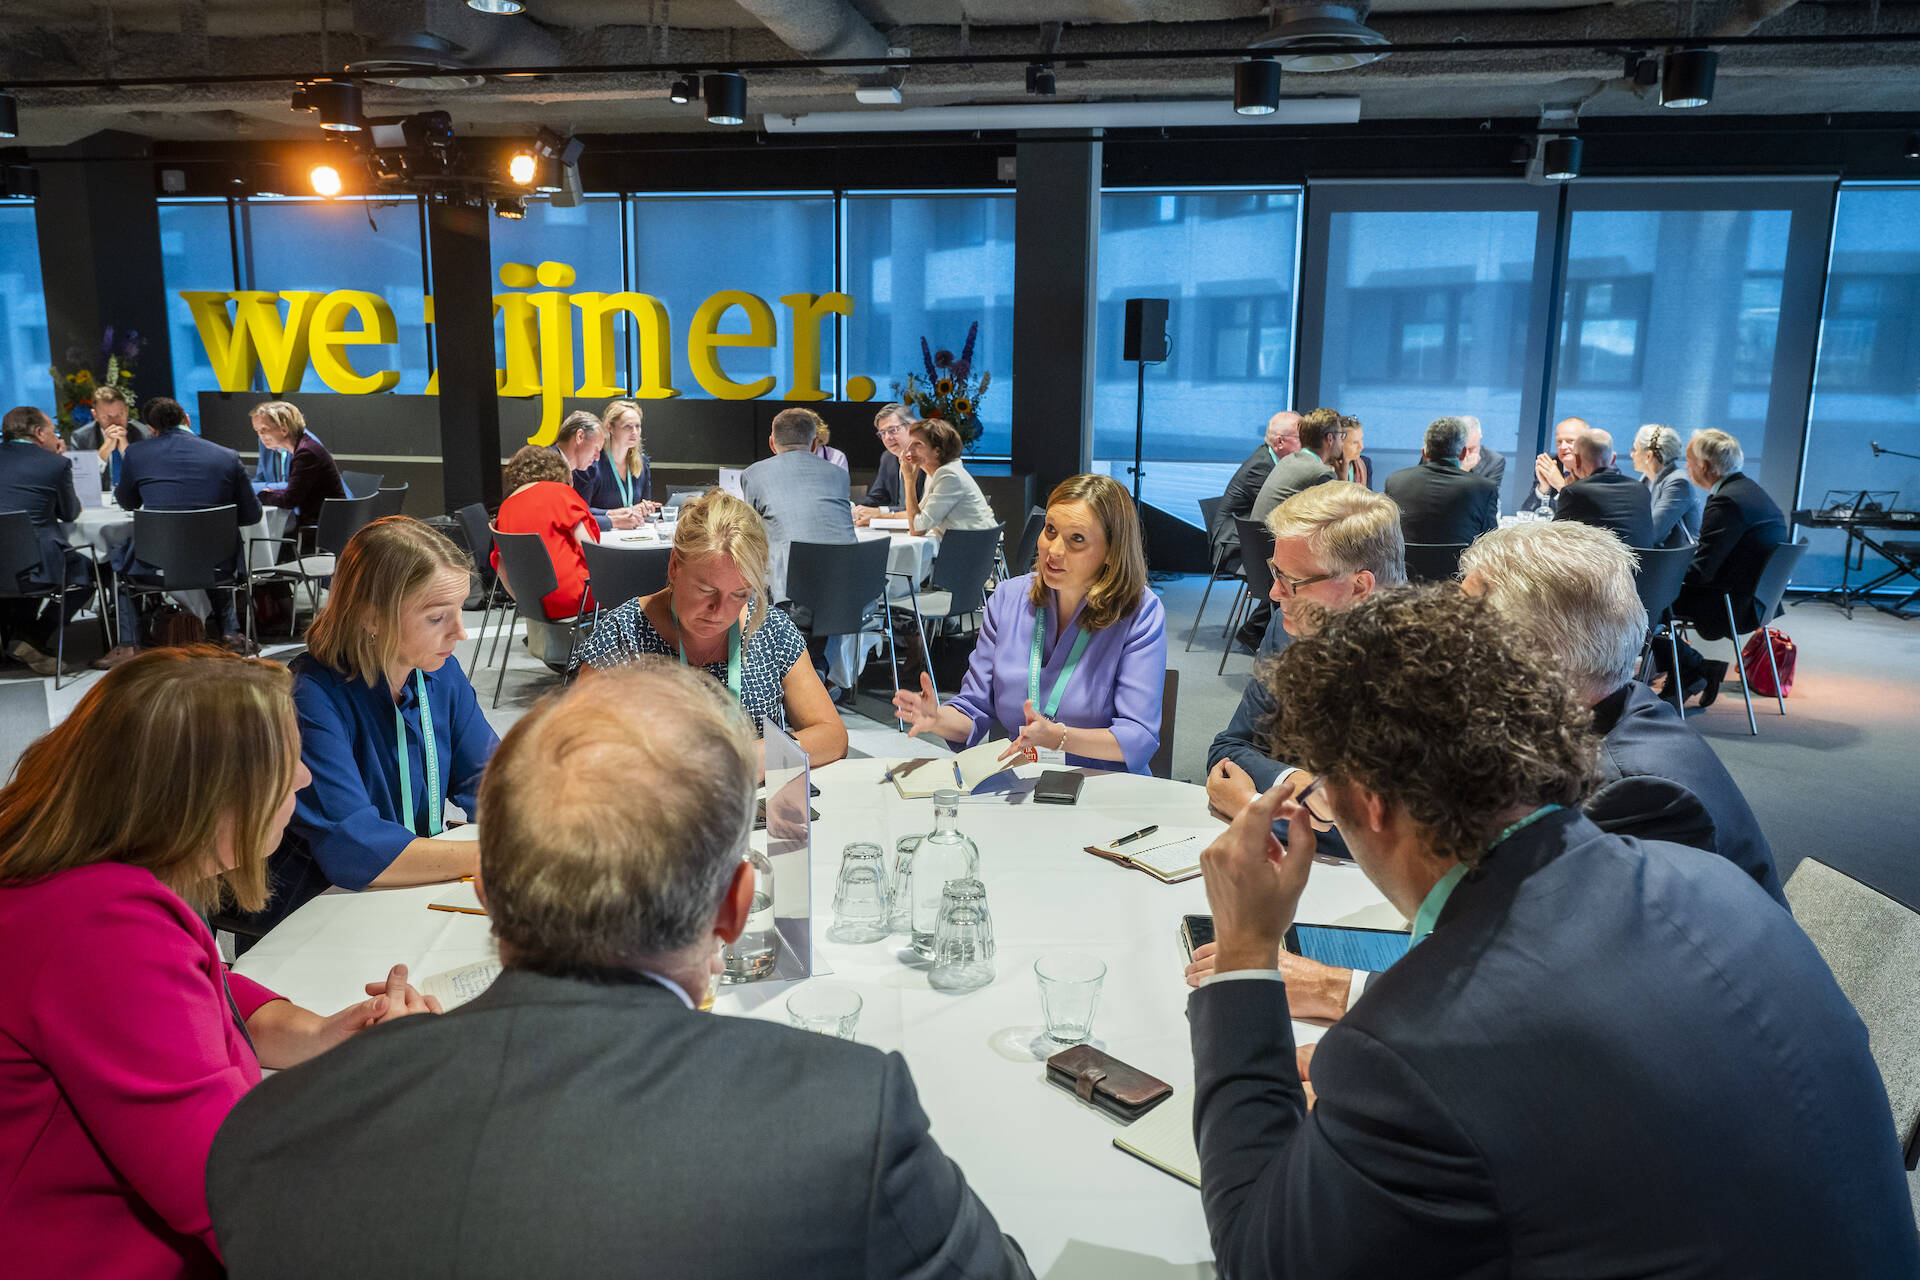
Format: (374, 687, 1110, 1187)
(1045, 1044, 1173, 1121)
(1033, 770, 1083, 805)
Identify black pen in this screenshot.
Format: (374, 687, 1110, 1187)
(1112, 825, 1159, 847)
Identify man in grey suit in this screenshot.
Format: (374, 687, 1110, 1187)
(1459, 416, 1505, 496)
(1240, 408, 1344, 646)
(208, 661, 1032, 1280)
(741, 406, 858, 604)
(1630, 423, 1702, 547)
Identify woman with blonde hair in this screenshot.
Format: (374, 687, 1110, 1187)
(572, 398, 655, 529)
(259, 517, 499, 925)
(894, 473, 1166, 773)
(578, 489, 846, 770)
(0, 648, 434, 1279)
(250, 399, 344, 531)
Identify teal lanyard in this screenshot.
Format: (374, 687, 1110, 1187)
(1028, 606, 1093, 720)
(609, 458, 633, 508)
(674, 607, 742, 701)
(1266, 445, 1280, 467)
(1411, 805, 1561, 943)
(394, 670, 443, 837)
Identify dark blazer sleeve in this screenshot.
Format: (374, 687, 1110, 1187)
(260, 439, 332, 516)
(1553, 482, 1596, 529)
(1473, 482, 1499, 538)
(1209, 625, 1286, 789)
(1685, 492, 1740, 588)
(863, 452, 898, 507)
(1477, 450, 1505, 491)
(1191, 979, 1501, 1279)
(53, 457, 81, 523)
(1586, 774, 1718, 863)
(441, 659, 500, 819)
(866, 1051, 1033, 1279)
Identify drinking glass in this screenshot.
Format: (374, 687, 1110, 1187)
(786, 982, 862, 1039)
(928, 878, 995, 992)
(887, 834, 922, 935)
(828, 842, 891, 944)
(1035, 952, 1106, 1045)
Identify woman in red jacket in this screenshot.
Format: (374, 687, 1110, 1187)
(0, 648, 435, 1280)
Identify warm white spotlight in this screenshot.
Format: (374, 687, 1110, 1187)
(508, 152, 537, 185)
(310, 164, 343, 197)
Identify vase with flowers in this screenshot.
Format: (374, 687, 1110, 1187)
(49, 326, 143, 435)
(893, 322, 991, 452)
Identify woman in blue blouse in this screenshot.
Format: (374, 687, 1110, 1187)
(578, 489, 846, 773)
(893, 473, 1166, 774)
(565, 400, 655, 531)
(260, 517, 499, 924)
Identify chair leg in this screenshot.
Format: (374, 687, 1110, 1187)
(52, 586, 66, 693)
(1763, 625, 1787, 715)
(1187, 553, 1229, 652)
(1725, 597, 1756, 736)
(910, 594, 933, 679)
(469, 592, 493, 670)
(493, 612, 514, 708)
(1667, 628, 1685, 718)
(1217, 586, 1250, 676)
(883, 610, 902, 701)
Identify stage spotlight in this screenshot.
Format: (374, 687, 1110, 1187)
(0, 92, 17, 140)
(1234, 58, 1281, 116)
(309, 164, 343, 197)
(496, 195, 527, 219)
(308, 80, 363, 132)
(1542, 136, 1582, 180)
(704, 72, 747, 126)
(1660, 48, 1716, 109)
(1026, 63, 1056, 96)
(467, 0, 524, 11)
(670, 75, 697, 105)
(508, 151, 537, 185)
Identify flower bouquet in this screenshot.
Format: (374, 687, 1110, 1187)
(894, 322, 990, 451)
(49, 326, 142, 432)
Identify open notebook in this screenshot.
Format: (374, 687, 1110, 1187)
(1113, 1090, 1201, 1188)
(417, 959, 501, 1011)
(889, 742, 1036, 799)
(1083, 827, 1219, 884)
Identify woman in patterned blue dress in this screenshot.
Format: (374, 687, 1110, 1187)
(577, 490, 847, 774)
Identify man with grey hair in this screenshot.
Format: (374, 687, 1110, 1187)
(208, 660, 1034, 1280)
(1554, 427, 1653, 547)
(1520, 415, 1588, 515)
(1200, 520, 1787, 1016)
(1458, 415, 1505, 492)
(741, 406, 858, 605)
(1211, 409, 1300, 557)
(1629, 423, 1702, 547)
(1382, 415, 1498, 546)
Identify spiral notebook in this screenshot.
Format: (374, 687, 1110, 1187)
(1113, 1091, 1201, 1188)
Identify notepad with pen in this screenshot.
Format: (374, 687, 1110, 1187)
(1083, 826, 1219, 883)
(887, 741, 1037, 799)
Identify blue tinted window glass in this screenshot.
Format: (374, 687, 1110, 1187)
(0, 204, 48, 412)
(845, 194, 1014, 456)
(1800, 185, 1920, 587)
(490, 195, 627, 398)
(1095, 189, 1300, 523)
(628, 194, 836, 402)
(158, 199, 234, 401)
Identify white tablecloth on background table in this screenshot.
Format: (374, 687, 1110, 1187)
(825, 527, 939, 690)
(233, 757, 1398, 1278)
(68, 502, 289, 571)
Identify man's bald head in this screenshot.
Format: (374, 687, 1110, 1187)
(1570, 427, 1614, 477)
(1553, 417, 1588, 468)
(1266, 411, 1302, 457)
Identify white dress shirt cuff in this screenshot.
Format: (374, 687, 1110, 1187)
(1199, 969, 1287, 988)
(1347, 967, 1372, 1011)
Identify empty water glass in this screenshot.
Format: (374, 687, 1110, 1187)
(786, 982, 862, 1039)
(1035, 952, 1106, 1045)
(928, 878, 996, 992)
(887, 834, 922, 935)
(828, 842, 891, 944)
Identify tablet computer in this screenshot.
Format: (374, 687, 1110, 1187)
(1283, 922, 1411, 973)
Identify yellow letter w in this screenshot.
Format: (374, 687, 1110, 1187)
(180, 291, 326, 394)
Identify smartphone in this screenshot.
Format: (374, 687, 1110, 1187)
(1283, 923, 1411, 973)
(1180, 914, 1215, 962)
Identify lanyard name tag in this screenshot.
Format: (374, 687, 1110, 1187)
(395, 670, 443, 837)
(1028, 608, 1093, 722)
(676, 609, 743, 702)
(611, 462, 633, 508)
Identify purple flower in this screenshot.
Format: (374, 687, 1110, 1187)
(959, 321, 978, 366)
(951, 360, 971, 381)
(933, 349, 954, 369)
(920, 338, 937, 381)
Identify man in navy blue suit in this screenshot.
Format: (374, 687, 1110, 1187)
(95, 396, 260, 667)
(1553, 426, 1654, 547)
(1189, 589, 1917, 1278)
(0, 406, 95, 676)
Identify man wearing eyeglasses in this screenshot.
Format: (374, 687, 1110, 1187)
(852, 403, 927, 526)
(1237, 409, 1349, 649)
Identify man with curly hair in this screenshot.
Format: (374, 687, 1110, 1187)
(1188, 589, 1915, 1277)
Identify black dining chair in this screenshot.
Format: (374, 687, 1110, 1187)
(337, 470, 385, 501)
(1403, 541, 1470, 584)
(370, 483, 409, 519)
(785, 538, 900, 698)
(1222, 518, 1277, 674)
(120, 506, 253, 650)
(0, 511, 107, 689)
(454, 503, 505, 670)
(1186, 495, 1237, 652)
(248, 493, 379, 634)
(1628, 545, 1697, 714)
(896, 525, 1004, 675)
(489, 528, 588, 707)
(999, 506, 1045, 583)
(1670, 539, 1808, 736)
(1148, 669, 1181, 780)
(580, 540, 670, 633)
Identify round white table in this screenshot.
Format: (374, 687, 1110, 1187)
(232, 757, 1398, 1277)
(68, 501, 288, 571)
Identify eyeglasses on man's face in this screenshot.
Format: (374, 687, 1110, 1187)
(1267, 562, 1340, 596)
(1294, 776, 1336, 827)
(877, 422, 908, 440)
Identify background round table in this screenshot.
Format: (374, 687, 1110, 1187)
(232, 756, 1398, 1277)
(68, 501, 288, 570)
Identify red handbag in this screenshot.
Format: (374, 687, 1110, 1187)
(1740, 627, 1796, 698)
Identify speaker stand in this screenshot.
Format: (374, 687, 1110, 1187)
(1128, 357, 1146, 505)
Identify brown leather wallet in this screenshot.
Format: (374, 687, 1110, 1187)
(1045, 1044, 1173, 1122)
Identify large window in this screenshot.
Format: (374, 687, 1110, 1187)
(1799, 184, 1920, 588)
(0, 204, 48, 411)
(491, 195, 628, 398)
(1302, 188, 1556, 511)
(158, 199, 235, 399)
(845, 193, 1015, 455)
(1095, 188, 1301, 523)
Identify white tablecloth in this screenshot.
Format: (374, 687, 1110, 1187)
(825, 527, 939, 689)
(68, 502, 289, 572)
(233, 757, 1398, 1277)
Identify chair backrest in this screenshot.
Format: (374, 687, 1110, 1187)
(131, 506, 242, 587)
(337, 470, 385, 500)
(1233, 517, 1277, 601)
(1149, 668, 1180, 780)
(1403, 541, 1470, 584)
(1629, 544, 1696, 621)
(580, 540, 669, 612)
(666, 485, 708, 504)
(0, 510, 42, 585)
(1009, 506, 1045, 578)
(1752, 538, 1810, 619)
(1197, 495, 1224, 538)
(1783, 858, 1920, 1169)
(371, 483, 409, 519)
(491, 528, 564, 621)
(454, 503, 495, 564)
(314, 493, 380, 556)
(0, 680, 50, 786)
(930, 525, 1006, 616)
(784, 538, 892, 635)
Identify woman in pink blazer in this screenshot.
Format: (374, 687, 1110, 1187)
(0, 648, 436, 1280)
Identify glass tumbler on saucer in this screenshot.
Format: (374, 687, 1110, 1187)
(828, 842, 892, 944)
(928, 878, 996, 993)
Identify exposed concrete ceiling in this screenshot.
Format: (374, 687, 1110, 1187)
(2, 0, 1916, 147)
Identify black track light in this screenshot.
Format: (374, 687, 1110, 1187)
(669, 75, 698, 105)
(306, 79, 364, 132)
(1660, 48, 1716, 109)
(0, 91, 17, 140)
(1026, 63, 1056, 96)
(1234, 58, 1281, 117)
(495, 194, 527, 219)
(1542, 136, 1582, 181)
(704, 72, 747, 126)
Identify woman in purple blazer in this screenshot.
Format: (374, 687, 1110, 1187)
(894, 473, 1166, 774)
(0, 648, 434, 1280)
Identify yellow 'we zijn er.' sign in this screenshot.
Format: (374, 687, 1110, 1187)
(181, 259, 879, 444)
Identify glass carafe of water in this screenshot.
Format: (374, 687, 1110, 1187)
(722, 846, 778, 982)
(910, 790, 980, 958)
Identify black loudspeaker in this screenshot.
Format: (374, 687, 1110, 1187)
(1123, 297, 1169, 363)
